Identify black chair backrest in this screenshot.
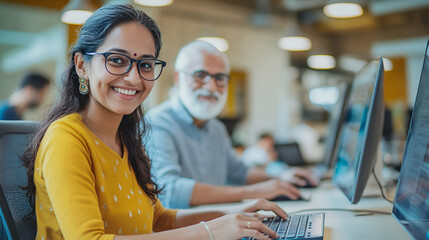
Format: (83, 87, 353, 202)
(0, 121, 38, 240)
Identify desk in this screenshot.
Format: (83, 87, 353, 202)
(195, 181, 412, 240)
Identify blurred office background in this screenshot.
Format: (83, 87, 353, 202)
(1, 0, 429, 163)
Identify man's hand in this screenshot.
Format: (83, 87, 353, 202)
(244, 179, 302, 200)
(280, 167, 319, 187)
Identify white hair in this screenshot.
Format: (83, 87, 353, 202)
(174, 40, 230, 73)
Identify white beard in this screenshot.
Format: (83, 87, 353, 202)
(179, 84, 228, 121)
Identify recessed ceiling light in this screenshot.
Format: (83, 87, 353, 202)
(61, 10, 93, 25)
(323, 3, 363, 18)
(307, 55, 336, 70)
(278, 36, 312, 51)
(382, 58, 393, 71)
(134, 0, 173, 7)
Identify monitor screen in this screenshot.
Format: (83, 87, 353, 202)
(332, 59, 384, 204)
(392, 40, 429, 240)
(321, 82, 351, 170)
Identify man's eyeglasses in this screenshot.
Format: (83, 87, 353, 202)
(181, 70, 230, 87)
(85, 52, 166, 81)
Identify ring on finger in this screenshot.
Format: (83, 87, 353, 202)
(247, 221, 251, 229)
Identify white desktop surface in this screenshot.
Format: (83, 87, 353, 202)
(195, 181, 412, 240)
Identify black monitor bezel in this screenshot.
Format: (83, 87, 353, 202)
(332, 58, 385, 204)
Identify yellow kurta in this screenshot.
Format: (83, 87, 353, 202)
(34, 113, 177, 239)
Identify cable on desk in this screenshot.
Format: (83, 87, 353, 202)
(372, 168, 394, 204)
(289, 208, 391, 216)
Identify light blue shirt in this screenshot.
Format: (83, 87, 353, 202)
(146, 97, 249, 208)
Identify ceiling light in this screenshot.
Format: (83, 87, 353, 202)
(382, 58, 393, 71)
(278, 36, 312, 51)
(323, 3, 363, 18)
(197, 37, 229, 52)
(61, 10, 93, 25)
(134, 0, 173, 7)
(307, 55, 336, 70)
(278, 15, 312, 51)
(61, 0, 95, 25)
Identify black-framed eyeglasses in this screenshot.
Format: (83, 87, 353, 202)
(180, 70, 230, 87)
(85, 52, 166, 81)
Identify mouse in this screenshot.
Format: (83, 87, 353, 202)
(270, 194, 308, 202)
(296, 178, 317, 189)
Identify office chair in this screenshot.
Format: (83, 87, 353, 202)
(0, 121, 38, 240)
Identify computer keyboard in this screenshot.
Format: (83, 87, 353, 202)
(242, 213, 325, 240)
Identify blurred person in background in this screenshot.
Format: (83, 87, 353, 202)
(146, 40, 317, 209)
(242, 132, 318, 185)
(0, 72, 50, 120)
(242, 133, 278, 168)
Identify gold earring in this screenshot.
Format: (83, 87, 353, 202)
(79, 77, 89, 95)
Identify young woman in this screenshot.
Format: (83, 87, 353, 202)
(23, 4, 287, 240)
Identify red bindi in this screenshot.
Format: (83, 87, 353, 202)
(134, 53, 137, 57)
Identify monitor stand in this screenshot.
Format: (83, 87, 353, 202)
(362, 144, 383, 198)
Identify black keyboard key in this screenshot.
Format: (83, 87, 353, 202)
(269, 219, 281, 232)
(297, 215, 309, 237)
(277, 218, 289, 235)
(263, 218, 273, 226)
(241, 214, 320, 240)
(286, 215, 301, 238)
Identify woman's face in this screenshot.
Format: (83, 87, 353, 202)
(81, 22, 157, 116)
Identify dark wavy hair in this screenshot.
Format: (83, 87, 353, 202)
(22, 4, 163, 215)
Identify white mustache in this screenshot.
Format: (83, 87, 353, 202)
(194, 89, 222, 100)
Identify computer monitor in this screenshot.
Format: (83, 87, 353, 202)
(392, 40, 429, 240)
(332, 59, 385, 204)
(321, 81, 352, 170)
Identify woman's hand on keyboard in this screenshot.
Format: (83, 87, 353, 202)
(229, 198, 288, 220)
(206, 213, 279, 240)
